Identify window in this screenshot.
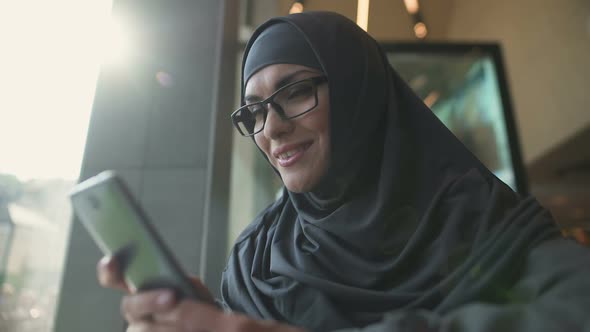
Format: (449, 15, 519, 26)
(0, 1, 115, 330)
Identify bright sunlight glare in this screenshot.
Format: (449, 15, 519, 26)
(0, 0, 122, 181)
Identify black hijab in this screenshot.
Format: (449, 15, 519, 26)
(221, 12, 558, 331)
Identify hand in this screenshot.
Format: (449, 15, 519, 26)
(96, 255, 216, 304)
(97, 255, 130, 293)
(122, 289, 307, 332)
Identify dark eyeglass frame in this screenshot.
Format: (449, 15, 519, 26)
(231, 75, 328, 137)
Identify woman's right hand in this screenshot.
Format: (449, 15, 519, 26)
(96, 255, 216, 303)
(97, 255, 131, 293)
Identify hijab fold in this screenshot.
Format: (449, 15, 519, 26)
(221, 12, 558, 332)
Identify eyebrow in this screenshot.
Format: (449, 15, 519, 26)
(244, 69, 317, 103)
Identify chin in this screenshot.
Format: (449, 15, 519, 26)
(284, 183, 308, 193)
(283, 176, 314, 193)
(280, 165, 326, 193)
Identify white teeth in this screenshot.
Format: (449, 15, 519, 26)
(277, 145, 305, 160)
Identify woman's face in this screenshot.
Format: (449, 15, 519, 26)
(245, 64, 330, 193)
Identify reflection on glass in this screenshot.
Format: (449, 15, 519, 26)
(388, 52, 518, 191)
(0, 178, 73, 331)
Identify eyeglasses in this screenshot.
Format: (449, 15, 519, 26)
(231, 76, 328, 137)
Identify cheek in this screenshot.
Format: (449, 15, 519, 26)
(319, 133, 331, 171)
(317, 105, 331, 161)
(254, 135, 272, 161)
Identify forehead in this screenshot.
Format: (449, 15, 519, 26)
(244, 64, 322, 96)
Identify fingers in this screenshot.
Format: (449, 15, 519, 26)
(153, 301, 302, 332)
(126, 322, 183, 332)
(121, 290, 177, 323)
(126, 322, 181, 332)
(125, 321, 151, 332)
(97, 255, 129, 292)
(126, 298, 306, 332)
(187, 276, 215, 304)
(153, 300, 221, 329)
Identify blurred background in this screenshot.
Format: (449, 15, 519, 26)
(0, 1, 588, 331)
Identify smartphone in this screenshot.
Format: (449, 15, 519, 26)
(70, 170, 207, 301)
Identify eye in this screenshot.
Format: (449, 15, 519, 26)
(247, 103, 265, 115)
(286, 83, 313, 100)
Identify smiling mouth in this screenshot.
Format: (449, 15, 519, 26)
(275, 142, 312, 167)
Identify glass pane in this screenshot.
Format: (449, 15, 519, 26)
(0, 1, 113, 330)
(388, 51, 519, 191)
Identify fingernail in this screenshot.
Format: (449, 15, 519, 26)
(157, 291, 173, 306)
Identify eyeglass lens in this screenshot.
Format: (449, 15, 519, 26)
(235, 79, 318, 135)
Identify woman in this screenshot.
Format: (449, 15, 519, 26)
(99, 12, 590, 332)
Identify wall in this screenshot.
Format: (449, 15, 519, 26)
(369, 0, 453, 40)
(279, 0, 357, 22)
(277, 0, 448, 40)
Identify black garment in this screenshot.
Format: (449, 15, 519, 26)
(221, 12, 586, 332)
(335, 238, 590, 332)
(243, 22, 322, 85)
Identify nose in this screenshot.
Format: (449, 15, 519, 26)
(262, 103, 294, 139)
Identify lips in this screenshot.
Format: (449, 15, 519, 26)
(273, 141, 312, 167)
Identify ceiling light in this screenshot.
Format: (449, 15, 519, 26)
(289, 1, 304, 14)
(356, 0, 370, 31)
(404, 0, 420, 14)
(413, 22, 428, 39)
